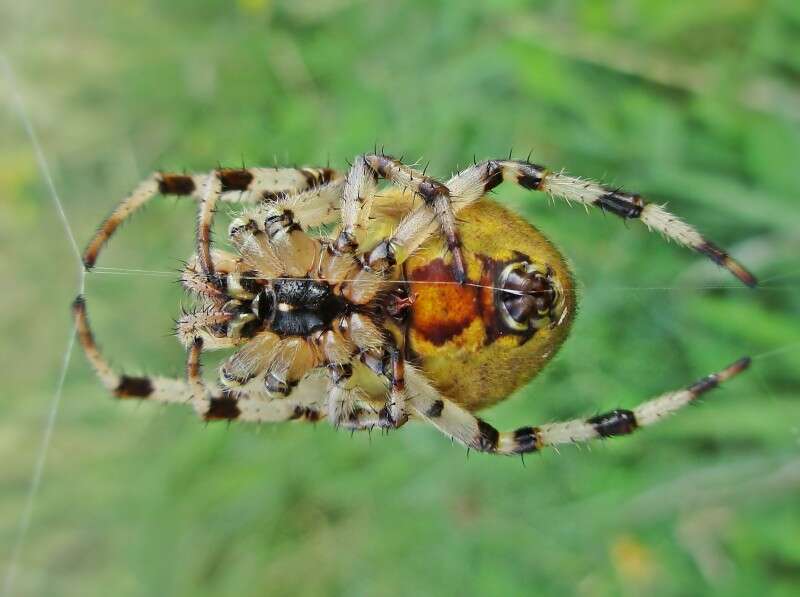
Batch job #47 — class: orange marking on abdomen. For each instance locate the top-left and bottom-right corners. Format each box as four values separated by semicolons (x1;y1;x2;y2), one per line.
407;258;479;346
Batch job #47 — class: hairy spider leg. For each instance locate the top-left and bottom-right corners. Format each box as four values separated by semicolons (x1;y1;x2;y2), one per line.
440;159;757;287
83;166;341;269
408;357;751;455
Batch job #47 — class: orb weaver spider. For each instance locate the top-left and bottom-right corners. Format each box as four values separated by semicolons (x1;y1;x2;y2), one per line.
74;153;755;455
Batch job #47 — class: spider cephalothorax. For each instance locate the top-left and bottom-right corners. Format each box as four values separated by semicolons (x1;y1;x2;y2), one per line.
75;153;754;455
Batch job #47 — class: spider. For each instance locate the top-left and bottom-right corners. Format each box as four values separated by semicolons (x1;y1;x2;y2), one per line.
74;153;756;455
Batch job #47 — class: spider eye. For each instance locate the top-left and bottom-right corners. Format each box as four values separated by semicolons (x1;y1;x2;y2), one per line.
496;262;560;332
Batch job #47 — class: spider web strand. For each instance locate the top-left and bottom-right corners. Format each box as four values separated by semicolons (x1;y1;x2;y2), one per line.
1;54;85;597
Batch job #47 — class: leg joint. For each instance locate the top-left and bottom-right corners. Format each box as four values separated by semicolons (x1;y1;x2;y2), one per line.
594;190;644;219
587;409;638;437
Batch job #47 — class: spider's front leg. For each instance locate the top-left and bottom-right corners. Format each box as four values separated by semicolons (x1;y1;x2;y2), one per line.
82;165;341;269
445;159;757;287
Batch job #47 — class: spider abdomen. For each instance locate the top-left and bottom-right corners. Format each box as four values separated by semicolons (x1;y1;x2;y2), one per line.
403;198;576;411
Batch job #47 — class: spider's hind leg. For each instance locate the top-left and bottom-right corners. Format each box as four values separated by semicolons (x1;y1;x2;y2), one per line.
185;338;323;423
407;359;751;455
445;159;756;287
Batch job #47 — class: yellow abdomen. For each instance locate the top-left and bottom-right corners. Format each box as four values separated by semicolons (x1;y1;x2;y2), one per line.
404;199;576;411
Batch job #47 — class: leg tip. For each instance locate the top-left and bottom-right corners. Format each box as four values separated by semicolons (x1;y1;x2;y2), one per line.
728;260;758;288
696;242;757;287
450;249;467;285
72;295;86;312
688;356;751;396
453;268;467;285
719;356;751;382
82;253;96;271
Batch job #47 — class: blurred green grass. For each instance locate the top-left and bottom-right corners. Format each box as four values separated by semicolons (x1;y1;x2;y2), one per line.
2;1;799;595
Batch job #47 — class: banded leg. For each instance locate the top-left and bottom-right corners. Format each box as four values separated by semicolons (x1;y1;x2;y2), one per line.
323;355;407;431
175;307;238;350
326;381;383;430
442;159;756;287
408;358;751;455
357;154;467;282
180;248;250;306
83;166;341;269
380;346;410;428
195;174;223;278
75;293;323;422
241;178;346;233
231;196;324;278
74;295;192;403
187;337;325;422
194;168;333;282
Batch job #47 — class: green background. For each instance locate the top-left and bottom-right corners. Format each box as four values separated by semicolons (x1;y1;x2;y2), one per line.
2;1;799;595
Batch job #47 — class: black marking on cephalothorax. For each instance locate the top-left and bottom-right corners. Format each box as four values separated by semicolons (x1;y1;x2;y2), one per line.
513;426;540;453
115;375;154;398
158;174;195;196
217;168;254;193
238;270;262;296
588;409;638;437
274;278;331;309
205;396;241;420
595;190;644;219
269;278;348;338
476;418;500;451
